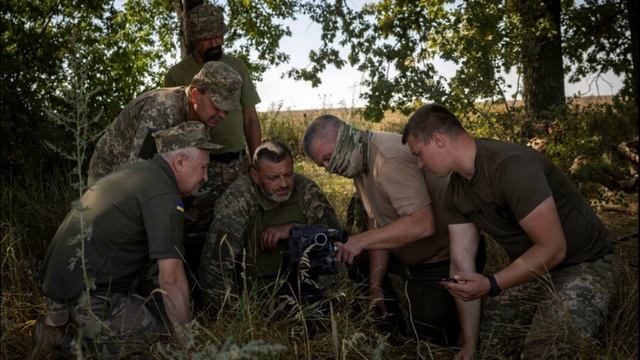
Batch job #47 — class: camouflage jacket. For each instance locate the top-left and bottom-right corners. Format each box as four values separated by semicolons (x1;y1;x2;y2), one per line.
88;87;191;182
199;173;340;310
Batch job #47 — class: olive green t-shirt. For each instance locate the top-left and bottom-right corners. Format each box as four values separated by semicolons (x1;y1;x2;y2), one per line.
445;139;611;267
39;155;185;302
164;55;261;154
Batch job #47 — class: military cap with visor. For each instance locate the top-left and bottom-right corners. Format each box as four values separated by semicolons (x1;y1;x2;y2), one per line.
190;61;242;112
153;121;222;153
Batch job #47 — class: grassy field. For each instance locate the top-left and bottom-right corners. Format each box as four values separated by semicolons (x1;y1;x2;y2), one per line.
1;105;637;359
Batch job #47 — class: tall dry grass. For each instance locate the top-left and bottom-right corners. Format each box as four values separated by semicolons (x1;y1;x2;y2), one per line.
1;103;637;359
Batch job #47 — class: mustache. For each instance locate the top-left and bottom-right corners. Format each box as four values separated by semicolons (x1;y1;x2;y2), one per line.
203;46;223;62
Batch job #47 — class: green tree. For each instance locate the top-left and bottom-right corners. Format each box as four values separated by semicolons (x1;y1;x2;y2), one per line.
288;0;634;126
1;0;176;177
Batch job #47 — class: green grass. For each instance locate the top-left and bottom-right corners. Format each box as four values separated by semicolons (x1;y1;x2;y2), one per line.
1;108;638;359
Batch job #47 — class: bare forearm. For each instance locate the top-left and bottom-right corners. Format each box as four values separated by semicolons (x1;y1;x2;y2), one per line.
495;196;567;290
369;249;390;290
159;260;191;346
162;277;190;332
352;207;434;251
494;243;565;290
243;107;261;157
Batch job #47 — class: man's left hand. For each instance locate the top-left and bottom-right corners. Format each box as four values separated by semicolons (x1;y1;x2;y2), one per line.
442;272;491;301
260;224;293;250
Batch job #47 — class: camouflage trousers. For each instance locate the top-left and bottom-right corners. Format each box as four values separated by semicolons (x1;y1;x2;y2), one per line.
480;253;618;359
183;155;248;277
44;292;169;351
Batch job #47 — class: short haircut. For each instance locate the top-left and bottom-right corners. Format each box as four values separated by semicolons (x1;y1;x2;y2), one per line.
253;140;293;167
402;104;465;144
160;147;201;162
302;114;343;156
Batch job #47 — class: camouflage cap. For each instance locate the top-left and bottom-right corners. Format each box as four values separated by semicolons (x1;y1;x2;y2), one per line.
188;4;227;41
190;61;242;112
153;121;222;153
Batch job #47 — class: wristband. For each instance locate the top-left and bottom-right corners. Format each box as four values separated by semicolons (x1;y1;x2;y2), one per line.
486;275;502;297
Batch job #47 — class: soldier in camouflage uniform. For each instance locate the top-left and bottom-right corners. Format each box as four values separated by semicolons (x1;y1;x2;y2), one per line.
29;122;218;358
88;61;242;183
199;141;340;312
165;4;263;269
403;104;618;360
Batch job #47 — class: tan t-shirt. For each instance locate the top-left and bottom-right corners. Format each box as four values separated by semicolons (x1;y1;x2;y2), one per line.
354;132;450;265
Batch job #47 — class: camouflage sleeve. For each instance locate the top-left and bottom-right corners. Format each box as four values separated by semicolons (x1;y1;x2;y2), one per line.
199;176;257;311
125;90;185;167
298;175;341;229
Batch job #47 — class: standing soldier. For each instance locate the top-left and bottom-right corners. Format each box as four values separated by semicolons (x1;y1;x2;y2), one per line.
165;4;263;268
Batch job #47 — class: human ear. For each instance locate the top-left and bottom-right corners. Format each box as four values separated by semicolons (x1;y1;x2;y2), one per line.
249;165;259;184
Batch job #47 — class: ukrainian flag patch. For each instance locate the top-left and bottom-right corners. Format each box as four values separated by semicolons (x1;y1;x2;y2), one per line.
176;199;185;213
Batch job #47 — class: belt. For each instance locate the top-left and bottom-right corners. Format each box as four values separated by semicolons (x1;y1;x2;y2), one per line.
209;150;245;163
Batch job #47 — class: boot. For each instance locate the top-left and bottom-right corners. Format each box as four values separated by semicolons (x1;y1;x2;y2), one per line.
26;319;66;360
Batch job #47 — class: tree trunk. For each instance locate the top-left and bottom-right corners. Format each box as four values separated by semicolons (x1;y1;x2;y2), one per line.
518;0;566;138
175;0;204;60
626;0;639;124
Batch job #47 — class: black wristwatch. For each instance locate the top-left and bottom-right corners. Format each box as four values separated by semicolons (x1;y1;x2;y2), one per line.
486;275;502;297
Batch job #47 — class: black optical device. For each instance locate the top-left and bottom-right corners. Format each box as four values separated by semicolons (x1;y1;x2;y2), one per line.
288;225;349;276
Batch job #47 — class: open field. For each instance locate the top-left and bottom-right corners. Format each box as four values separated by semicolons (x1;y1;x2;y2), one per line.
1;102;637;359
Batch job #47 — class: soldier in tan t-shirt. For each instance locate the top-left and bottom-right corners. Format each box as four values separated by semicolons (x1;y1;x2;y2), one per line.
303;114;461;346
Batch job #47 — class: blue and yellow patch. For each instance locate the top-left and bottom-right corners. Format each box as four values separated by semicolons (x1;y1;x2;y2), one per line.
176;199;185;213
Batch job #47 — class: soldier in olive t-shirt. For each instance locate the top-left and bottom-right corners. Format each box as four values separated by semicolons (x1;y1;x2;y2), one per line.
403;104;617;360
31;122;216;357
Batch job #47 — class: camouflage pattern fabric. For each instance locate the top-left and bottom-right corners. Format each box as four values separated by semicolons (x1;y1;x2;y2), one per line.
480;253;618;359
88;62;241;183
153;121;220;153
88;87;190;183
199;173;340;311
188;4;227;41
185;155;248;235
327;123;372;178
191;61;242;112
44;292;168;344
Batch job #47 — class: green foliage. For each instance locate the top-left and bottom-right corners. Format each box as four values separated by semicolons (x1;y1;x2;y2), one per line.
287;0;633;121
1;0;176;177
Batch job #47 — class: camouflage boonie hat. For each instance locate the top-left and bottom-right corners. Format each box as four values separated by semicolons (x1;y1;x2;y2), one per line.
191;61;242;112
188;4;227;41
153;121;222;153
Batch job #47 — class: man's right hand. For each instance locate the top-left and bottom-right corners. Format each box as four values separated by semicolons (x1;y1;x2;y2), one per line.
260;223;293;250
335;237;364;265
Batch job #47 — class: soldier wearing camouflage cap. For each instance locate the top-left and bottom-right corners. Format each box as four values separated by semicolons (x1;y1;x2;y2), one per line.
29;122;214;358
88;60;242;183
164;3;262;289
165;3;262;162
199;141;340;312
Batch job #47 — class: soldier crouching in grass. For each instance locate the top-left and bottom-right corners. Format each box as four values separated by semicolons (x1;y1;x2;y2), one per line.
302;115;476;347
199;141;340;318
403;104;618;359
29;122;218;358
